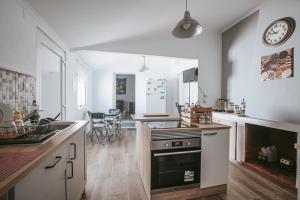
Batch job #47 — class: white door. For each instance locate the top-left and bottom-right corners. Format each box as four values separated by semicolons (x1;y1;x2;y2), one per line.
236;122;246;162
36;29;66;120
67;130;86;200
213;118;237;161
15;145;67;200
201;129;230;188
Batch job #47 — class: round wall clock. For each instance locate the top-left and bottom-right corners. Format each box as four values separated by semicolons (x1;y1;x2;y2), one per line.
263;17;296;47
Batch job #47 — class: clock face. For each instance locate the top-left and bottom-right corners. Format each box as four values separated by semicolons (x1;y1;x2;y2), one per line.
263;18;295;46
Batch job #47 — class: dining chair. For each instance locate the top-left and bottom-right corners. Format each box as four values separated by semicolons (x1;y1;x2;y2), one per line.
114;111;126;138
87;111;107;144
109;109;121;115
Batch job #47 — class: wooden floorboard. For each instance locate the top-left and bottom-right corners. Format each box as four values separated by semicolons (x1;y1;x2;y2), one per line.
82;129;297;200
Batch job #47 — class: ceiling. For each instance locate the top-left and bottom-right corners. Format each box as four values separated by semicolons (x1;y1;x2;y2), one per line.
78;51;198;71
25;0;262;50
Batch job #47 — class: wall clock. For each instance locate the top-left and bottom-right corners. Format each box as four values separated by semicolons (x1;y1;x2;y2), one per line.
263;17;296;47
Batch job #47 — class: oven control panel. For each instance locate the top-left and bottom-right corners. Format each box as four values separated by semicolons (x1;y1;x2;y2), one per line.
151;138;201;150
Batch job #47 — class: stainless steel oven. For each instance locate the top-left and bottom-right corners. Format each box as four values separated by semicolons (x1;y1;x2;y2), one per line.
151;130;201;190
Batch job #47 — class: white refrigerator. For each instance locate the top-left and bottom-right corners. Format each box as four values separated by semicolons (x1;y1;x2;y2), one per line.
146;79;167;113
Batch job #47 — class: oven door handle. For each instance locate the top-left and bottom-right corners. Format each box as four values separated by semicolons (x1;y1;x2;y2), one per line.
153;150;202;157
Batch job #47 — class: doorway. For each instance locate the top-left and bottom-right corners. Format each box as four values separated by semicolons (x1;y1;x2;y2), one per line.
115;74;135;121
36;28;66;120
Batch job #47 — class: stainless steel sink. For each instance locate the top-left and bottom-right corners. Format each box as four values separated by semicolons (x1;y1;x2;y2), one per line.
49;121;76;131
0;121;77;145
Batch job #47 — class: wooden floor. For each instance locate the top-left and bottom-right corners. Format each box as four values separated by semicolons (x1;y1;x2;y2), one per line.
82;129;297;200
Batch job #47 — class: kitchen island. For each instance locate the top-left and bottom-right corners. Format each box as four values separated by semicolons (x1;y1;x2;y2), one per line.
0;120;89;200
133;114;231;200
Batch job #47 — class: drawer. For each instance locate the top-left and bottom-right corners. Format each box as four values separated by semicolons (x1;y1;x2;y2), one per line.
15;144;67;200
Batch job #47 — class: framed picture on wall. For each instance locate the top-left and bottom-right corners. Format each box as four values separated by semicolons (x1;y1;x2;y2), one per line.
260;48;294;81
116;78;127;95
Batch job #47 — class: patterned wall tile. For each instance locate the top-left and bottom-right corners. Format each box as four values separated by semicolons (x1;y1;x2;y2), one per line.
0;68;36;115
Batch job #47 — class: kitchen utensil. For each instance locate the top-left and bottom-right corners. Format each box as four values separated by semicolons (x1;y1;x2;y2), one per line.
280;158;294;170
23;110;40;123
266;145;278;163
198;114;206;124
226;102;234;113
216;99;225;112
0;121;19;140
13;111;23;122
34;113;61;135
205;114;212;124
234;105;241;114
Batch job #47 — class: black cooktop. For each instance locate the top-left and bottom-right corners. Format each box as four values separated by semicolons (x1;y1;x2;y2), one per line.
145;121;180;129
146;121;201;141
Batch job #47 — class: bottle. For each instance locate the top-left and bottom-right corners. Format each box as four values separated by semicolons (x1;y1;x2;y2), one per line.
30;100;40;123
241;98;246;116
31;100;39;111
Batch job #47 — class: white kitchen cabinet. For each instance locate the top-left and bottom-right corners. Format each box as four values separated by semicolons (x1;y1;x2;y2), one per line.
201;129;229;188
66;129;86;200
0;0;37;76
15;144;68;200
236;122;246;162
15;128;86;200
213;118;237;161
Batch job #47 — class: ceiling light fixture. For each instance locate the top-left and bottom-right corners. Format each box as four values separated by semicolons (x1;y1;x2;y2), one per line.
139;56;150;72
172;0;203;38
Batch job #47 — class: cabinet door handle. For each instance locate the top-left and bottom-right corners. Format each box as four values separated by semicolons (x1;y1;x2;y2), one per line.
45;156;62;169
67;161;74;179
203;132;217;136
70;143;77;160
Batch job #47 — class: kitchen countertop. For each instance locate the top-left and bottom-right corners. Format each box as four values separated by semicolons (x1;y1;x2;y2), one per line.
131;114;180;122
213;112;300;133
145;121;231;131
0;120;89;196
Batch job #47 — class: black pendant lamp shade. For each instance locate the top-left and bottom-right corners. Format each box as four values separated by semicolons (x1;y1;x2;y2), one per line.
172;0;203;38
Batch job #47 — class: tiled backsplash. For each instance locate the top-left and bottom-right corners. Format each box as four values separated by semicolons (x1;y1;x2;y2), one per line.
0;68;36;114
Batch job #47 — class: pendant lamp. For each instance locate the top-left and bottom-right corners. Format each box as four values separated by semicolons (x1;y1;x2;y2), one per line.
172;0;203;38
139;56;150;72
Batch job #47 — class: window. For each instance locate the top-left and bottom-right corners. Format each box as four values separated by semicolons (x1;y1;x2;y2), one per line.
77;75;87;109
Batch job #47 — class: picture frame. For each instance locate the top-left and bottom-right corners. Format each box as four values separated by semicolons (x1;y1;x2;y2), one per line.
260;48;294;81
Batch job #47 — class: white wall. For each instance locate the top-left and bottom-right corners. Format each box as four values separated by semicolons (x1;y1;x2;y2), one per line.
92;56;198;115
83;30;222;108
222;0;300;123
66;56;93;121
0;0;93;121
92;69;115;113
